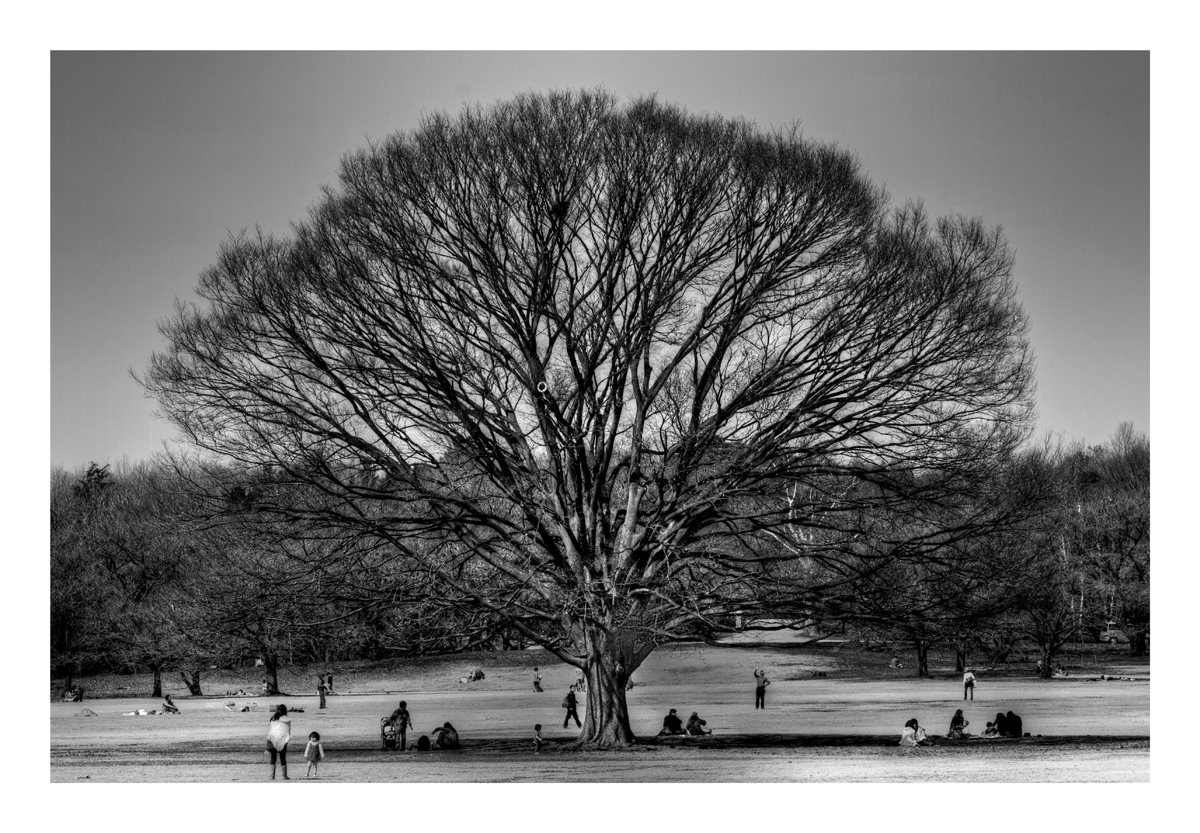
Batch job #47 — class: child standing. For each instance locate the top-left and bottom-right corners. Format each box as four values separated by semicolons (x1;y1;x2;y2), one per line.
533;667;544;692
304;731;325;778
533;724;545;753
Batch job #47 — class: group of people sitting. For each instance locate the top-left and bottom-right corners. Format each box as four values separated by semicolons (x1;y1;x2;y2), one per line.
61;686;84;702
658;708;713;737
981;710;1024;738
901;708;1026;745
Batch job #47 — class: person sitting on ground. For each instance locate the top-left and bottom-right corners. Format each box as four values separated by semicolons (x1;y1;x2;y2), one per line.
1053;664;1068;678
947;709;969;739
660;709;686;736
993;712;1009;737
899;718;930;747
431;721;460;750
981;721;999;738
1004;710;1023;738
889;655;903;669
685;711;712;736
162;694;180;714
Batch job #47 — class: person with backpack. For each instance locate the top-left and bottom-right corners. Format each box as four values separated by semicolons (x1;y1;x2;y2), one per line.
562;684;582;729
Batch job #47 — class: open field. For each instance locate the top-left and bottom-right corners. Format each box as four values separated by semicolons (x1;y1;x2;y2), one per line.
51;642;1149;782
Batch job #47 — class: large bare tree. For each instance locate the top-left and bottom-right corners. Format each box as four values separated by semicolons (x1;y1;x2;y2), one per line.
144;90;1034;745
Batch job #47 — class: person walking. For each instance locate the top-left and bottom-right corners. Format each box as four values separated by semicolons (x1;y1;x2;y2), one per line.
963;667;976;700
266;704;292;780
562;684;582;729
754;669;770;709
533;667;544;692
390;700;413;751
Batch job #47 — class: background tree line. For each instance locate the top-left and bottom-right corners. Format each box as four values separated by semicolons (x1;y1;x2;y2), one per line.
50;423;1148;695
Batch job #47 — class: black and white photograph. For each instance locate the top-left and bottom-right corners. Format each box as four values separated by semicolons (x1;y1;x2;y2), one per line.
33;10;1178;813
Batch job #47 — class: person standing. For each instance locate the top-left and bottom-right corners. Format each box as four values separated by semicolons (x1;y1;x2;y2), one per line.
267;704;292;780
754;669;770;709
533;667;544;692
390;700;413;751
304;731;325;778
963;668;976;700
533;724;545;753
317;674;328;709
563;684;582;729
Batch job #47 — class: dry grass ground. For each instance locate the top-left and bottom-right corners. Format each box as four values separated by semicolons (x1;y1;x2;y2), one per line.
50;641;1149;782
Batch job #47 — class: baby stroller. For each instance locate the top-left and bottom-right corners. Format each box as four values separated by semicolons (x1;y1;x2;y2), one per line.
381;717;399;750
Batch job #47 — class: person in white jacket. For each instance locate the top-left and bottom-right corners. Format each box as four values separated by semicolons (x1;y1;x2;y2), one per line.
963;668;977;700
267;704;292;780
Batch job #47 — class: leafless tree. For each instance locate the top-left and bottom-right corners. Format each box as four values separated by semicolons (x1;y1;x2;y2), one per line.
144;90;1034;745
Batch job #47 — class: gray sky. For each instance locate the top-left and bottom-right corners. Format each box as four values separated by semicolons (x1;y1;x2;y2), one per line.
51;51;1149;467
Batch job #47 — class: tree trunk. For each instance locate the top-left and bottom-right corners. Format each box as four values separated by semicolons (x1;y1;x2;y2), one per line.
915;641;930;678
955;646;967;673
180;669;203;696
263;655;280;695
1038;646;1055;678
577;629;646;746
151;664;163;698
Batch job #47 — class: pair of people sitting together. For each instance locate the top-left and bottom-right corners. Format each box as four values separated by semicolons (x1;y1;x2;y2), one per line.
659;708;712;736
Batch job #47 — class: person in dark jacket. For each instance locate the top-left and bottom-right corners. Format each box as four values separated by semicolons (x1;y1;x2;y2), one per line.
390;701;413;750
1005;710;1023;738
947;709;968;739
563;685;582;729
994;712;1009;737
660;709;685;735
685;712;712;736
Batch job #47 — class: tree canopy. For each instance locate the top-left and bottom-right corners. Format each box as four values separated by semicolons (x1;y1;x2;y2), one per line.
144;89;1036;744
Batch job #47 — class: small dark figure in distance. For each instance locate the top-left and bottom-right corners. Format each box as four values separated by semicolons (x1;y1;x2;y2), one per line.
685;712;712;736
963;668;976;700
1004;710;1023;738
533;667;544;692
533;723;545;753
947;709;969;739
563;685;582;729
318;674;328;709
390;700;413;751
754;669;770;709
659;709;686;736
993;712;1009;737
432;721;460;749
